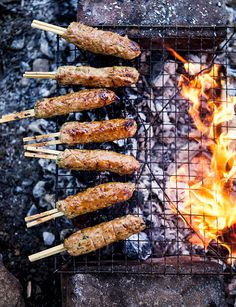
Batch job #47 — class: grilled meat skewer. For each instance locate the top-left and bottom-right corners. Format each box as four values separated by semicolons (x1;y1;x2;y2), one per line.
24;148;141;176
0;89;117;123
31;20;141;60
23;119;137;147
23;66;139;87
58;182;135;218
29;215;146;262
57;149;140;175
25;182;136;227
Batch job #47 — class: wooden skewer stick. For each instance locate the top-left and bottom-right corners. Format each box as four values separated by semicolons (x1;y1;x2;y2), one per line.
23;132;60;142
26;212;64;228
31;20;66;36
24;146;60;155
24;139;62;148
0;109;35;123
23;72;56;79
24;152;58;160
32;20;66;31
29;244;66;262
25;208;58;222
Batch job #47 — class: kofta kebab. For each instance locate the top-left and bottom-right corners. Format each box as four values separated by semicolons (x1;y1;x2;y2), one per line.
24;147;140;176
23;118;137;147
31;20;141;60
23;20;140;86
29;215;145;262
0;89;117;123
3;20;145;261
25;182;136;228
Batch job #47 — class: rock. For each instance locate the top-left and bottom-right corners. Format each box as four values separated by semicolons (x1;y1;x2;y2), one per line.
78;0;227;26
38;159;56;174
22;179;33;187
15;186;23;193
20;61;30;73
63;262;226;307
227;0;236;6
26;204;38;217
32;58;49;72
10;37;25;50
39;87;51;98
40;32;54;59
43;232;55;246
77;0;227;47
27;119;56;135
33;181;46;199
0;262;24;307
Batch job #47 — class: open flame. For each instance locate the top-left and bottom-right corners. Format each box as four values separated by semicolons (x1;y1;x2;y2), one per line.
168;48;236;260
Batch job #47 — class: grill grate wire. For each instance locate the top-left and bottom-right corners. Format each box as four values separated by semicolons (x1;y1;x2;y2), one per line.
51;25;236;275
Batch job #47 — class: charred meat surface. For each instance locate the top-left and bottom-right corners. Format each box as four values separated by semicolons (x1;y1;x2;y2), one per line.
56;149;140;175
57;182;135;218
64;215;146;256
62;22;141;60
34;89;117;118
56;66;139;87
60;118;137;145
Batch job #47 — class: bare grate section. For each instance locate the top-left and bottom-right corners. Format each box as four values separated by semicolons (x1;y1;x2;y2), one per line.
53;26;236;275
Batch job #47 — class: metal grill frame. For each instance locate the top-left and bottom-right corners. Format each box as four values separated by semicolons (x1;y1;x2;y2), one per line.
53;25;236;275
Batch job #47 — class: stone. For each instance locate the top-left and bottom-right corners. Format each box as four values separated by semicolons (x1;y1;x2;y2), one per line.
10;37;25;50
20;61;30;73
62;260;227;307
43;232;55;246
77;0;227;48
40;32;54;59
32;181;47;199
0;262;24;307
32;58;49;72
78;0;227;26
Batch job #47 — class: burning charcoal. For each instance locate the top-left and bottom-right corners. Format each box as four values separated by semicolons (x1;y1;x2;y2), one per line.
146;213;162;229
160;129;176;145
43;232;55;246
138;179;150;202
151;164;164;178
166;142;201;173
143;201;163;216
154;97;164;112
123;232;152;260
164;61;178;76
152;72;170;89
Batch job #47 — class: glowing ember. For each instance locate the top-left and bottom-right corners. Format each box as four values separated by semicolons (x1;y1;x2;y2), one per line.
167;48;236;260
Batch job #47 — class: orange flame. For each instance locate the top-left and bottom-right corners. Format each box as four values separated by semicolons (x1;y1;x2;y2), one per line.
168;48;236;259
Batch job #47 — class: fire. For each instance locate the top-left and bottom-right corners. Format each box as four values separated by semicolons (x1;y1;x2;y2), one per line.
168;48;236;260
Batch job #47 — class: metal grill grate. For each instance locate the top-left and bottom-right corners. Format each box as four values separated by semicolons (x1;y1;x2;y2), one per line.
53;26;236;275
